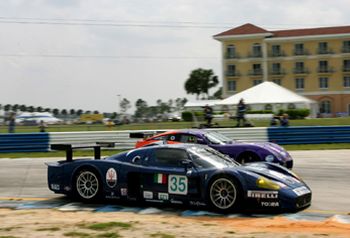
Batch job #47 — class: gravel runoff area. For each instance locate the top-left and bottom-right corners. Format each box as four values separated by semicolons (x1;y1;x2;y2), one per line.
0;208;350;238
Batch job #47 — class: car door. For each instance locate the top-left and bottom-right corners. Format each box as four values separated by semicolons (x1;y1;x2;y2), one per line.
139;148;201;203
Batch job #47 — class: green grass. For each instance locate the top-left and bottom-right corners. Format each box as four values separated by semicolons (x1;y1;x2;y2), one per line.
96;233;121;238
283;143;350;150
63;231;91;237
83;222;132;231
35;227;61;231
149;233;175;238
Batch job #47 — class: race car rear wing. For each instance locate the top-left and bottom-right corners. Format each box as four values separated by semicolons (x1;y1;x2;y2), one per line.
51;142;115;162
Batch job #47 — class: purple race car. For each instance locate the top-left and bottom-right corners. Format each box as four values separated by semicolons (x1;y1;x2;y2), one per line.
134;129;293;169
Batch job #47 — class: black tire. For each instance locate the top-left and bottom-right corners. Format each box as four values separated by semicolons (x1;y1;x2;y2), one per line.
208;176;242;212
237;152;259;164
74;169;101;201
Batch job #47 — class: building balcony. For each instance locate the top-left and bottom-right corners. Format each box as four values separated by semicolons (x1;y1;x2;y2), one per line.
248;69;263;76
294;49;310;56
270;69;286;75
342;67;350;72
269;51;286;57
293;68;310;74
225;71;241;77
225;53;240;59
247;52;262;58
317;67;335;74
341;47;350;53
317;48;334;54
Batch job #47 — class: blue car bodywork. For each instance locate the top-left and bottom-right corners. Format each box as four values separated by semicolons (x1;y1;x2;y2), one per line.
47;143;311;213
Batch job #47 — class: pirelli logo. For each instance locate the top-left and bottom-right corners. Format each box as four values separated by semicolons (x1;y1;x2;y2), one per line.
247;190;278;199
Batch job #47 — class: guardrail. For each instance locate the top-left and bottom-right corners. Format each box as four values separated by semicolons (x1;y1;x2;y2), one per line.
1;126;350;153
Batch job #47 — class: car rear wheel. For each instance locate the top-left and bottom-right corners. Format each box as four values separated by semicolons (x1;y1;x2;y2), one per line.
75;170;101;201
209;177;241;212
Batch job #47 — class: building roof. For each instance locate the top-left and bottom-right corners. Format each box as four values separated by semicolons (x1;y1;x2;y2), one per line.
213;23;269;37
214;23;350;38
217;82;316;105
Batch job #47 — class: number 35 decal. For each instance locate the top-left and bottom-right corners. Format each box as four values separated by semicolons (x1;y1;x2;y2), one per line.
168;175;188;195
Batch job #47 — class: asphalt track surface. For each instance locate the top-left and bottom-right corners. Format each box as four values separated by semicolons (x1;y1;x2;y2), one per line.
0;150;349;215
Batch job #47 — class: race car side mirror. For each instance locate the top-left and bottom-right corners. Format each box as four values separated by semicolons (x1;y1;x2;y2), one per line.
196;138;206;144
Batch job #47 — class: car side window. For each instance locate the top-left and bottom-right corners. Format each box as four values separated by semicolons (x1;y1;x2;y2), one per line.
153;148;188;167
180;134;198;144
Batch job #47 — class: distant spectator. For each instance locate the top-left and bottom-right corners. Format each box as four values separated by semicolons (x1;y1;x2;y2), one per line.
8;113;16;133
38;120;47;132
236;98;247;127
270;115;279;126
203;104;213;126
280;113;289;127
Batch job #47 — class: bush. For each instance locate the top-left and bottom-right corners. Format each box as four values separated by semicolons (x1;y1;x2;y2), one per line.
278;109;310;119
246;110;273;114
182;111;193;121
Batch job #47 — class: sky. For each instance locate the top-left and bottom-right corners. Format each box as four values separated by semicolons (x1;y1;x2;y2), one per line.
0;0;350;113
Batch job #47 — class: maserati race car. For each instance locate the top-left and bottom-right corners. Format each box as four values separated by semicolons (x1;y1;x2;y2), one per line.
47;143;311;213
133;129;294;169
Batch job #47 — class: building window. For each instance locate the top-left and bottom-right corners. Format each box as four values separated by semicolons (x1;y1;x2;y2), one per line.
272;79;281;85
226;45;236;58
271;45;281;56
342;40;350;53
318;60;328;73
227;64;236;76
318;42;328;54
252;43;262;57
294;61;305;73
294;43;304;55
272;63;281;74
253;79;263;86
344;76;350;88
251;64;262;75
319;77;329;89
319;100;331;114
295;78;304;90
227;80;236;92
343;60;350;72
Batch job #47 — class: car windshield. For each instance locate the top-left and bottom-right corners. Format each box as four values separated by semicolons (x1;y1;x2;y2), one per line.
188;146;238;169
204;131;232;145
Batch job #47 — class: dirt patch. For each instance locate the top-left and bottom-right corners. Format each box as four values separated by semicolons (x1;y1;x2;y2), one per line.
0;208;349;238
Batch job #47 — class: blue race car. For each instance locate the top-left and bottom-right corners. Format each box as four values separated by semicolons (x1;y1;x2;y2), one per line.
134;129;294;169
47;143;311;213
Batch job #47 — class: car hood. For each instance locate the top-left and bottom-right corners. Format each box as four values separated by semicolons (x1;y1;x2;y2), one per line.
237;163;302;188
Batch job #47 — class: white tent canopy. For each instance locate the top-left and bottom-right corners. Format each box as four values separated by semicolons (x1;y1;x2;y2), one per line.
218;81;315;105
217;82;318;117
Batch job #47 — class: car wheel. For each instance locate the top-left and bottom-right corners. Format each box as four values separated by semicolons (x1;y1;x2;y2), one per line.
75;169;101;201
208;177;241;212
237;152;259;164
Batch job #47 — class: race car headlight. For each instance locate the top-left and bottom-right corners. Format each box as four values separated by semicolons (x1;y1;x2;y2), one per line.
256;177;280;190
265;155;274;162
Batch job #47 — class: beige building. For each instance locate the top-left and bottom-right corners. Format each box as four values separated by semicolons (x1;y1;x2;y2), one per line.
213;23;350;117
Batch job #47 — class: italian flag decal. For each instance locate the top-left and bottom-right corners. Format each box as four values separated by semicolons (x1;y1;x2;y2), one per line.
154;173;167;184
